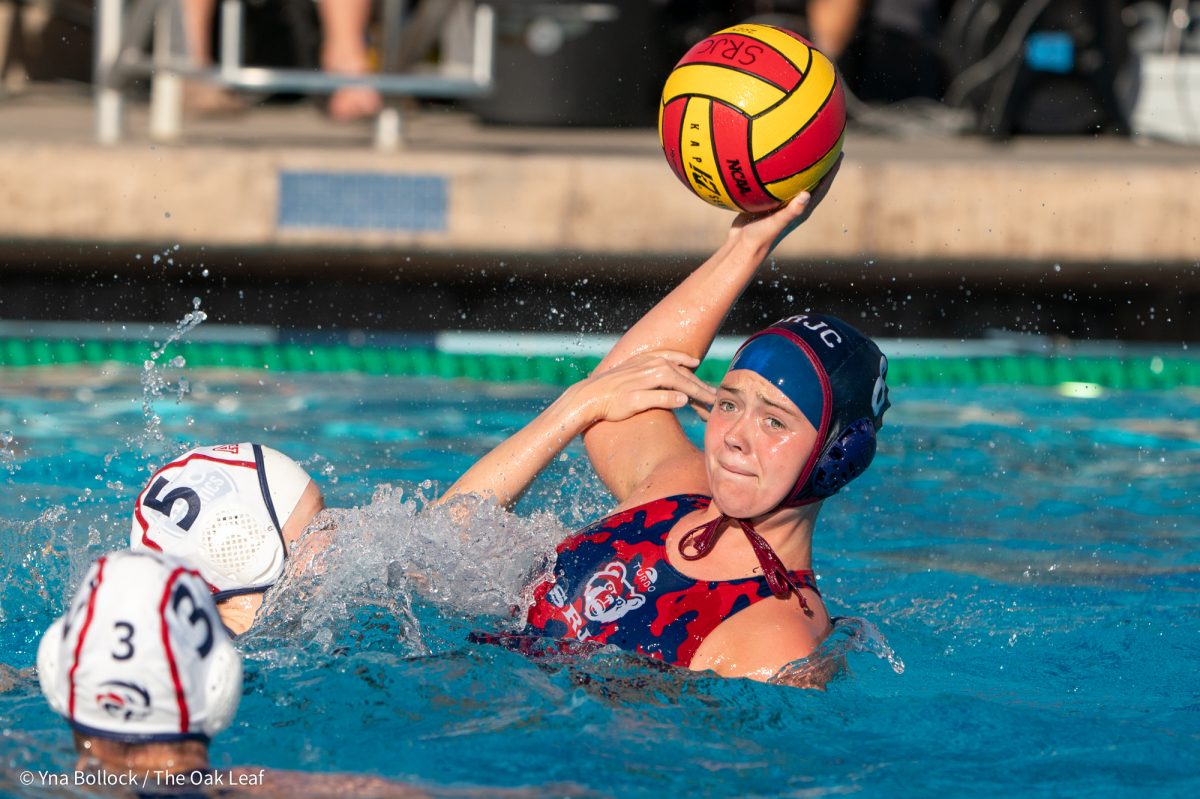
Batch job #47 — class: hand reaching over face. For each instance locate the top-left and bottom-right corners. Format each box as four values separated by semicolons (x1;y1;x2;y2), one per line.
438;352;713;510
580;350;716;425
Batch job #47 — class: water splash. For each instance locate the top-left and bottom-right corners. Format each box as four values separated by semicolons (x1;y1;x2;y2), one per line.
396;493;564;620
302;452;339;485
0;431;19;477
771;616;905;688
253;486;565;657
133;297;207;455
0;505;93;626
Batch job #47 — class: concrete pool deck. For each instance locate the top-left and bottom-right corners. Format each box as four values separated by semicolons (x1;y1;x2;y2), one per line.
1;86;1198;273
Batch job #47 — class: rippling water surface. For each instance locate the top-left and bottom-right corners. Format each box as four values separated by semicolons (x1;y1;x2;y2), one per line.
1;366;1197;798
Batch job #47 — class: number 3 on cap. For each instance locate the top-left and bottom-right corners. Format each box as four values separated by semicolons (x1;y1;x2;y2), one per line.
172;583;214;658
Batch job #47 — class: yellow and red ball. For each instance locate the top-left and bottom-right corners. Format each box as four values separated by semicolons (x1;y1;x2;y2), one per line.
659;24;846;213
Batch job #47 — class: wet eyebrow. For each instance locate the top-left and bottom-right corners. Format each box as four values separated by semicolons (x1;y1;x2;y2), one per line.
757;393;801;417
717;384;800;417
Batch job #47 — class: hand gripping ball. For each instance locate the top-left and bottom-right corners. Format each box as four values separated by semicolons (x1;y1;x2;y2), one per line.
659;24;846;213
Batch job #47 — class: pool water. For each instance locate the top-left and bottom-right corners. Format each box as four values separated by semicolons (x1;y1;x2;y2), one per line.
1;364;1197;798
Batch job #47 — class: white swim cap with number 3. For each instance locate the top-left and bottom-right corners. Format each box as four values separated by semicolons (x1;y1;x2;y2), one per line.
130;443;313;599
37;550;242;742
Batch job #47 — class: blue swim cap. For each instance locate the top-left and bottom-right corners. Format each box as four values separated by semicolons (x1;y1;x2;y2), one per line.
727;313;890;506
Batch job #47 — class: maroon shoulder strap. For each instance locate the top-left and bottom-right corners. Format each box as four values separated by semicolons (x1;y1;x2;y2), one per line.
679;515;816;617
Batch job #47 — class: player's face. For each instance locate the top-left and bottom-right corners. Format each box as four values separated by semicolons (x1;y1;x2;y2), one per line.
281;480;325;548
703;370;818;518
279;480;334;578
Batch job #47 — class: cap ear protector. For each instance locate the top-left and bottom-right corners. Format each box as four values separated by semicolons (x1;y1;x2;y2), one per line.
808;417;879;498
130;443;313;601
36;617;68;717
727;314;890;507
201;643;242;736
37;550;243;743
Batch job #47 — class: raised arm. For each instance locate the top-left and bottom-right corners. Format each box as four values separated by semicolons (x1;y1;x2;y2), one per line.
584;161;842;502
438;351;715;510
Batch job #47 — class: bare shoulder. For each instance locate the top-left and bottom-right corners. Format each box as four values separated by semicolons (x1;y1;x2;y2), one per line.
229;767;572;798
228;768;430;799
689;591;831;682
612;450;709;512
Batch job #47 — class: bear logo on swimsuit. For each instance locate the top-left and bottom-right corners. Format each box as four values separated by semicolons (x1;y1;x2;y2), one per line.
583;562;647;624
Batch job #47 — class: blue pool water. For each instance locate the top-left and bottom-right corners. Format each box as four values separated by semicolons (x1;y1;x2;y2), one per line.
1;363;1197;797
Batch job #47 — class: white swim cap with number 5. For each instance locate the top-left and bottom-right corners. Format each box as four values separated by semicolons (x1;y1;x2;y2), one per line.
130;443;313;600
37;550;242;742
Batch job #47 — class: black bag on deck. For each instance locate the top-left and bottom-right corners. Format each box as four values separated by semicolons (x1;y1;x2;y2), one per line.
941;0;1133;136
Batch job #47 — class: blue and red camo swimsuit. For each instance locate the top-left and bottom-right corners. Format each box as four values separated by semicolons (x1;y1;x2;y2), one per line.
523;494;819;668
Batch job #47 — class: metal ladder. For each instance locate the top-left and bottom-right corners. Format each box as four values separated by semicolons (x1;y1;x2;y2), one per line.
93;0;495;148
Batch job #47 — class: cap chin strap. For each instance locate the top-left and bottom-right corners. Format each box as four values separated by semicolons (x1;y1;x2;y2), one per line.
679;516;814;617
211;584;270;603
252;444;286;542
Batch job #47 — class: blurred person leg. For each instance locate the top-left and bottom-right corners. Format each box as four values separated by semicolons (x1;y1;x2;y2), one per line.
838;0;946;103
182;0;216;64
181;0;248;114
743;2;867;79
806;0;866;59
319;0;383;121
